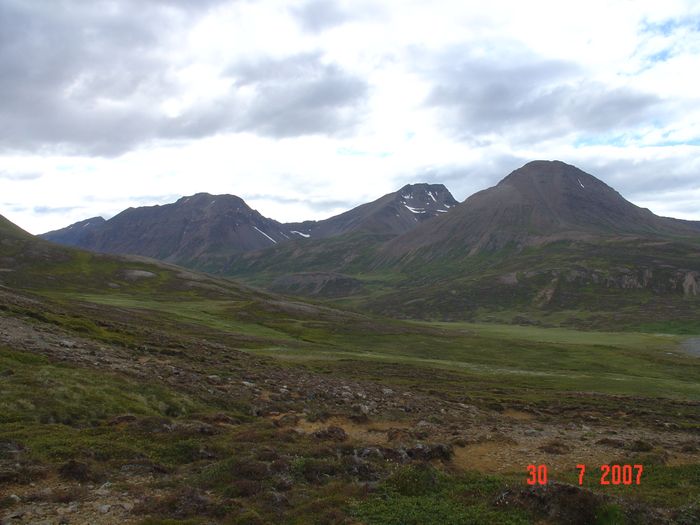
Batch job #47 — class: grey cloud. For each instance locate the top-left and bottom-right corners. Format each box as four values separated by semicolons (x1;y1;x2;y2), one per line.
421;48;664;144
130;194;182;205
2;204;27;213
0;170;42;181
668;200;700;215
0;0;181;155
0;1;365;156
290;0;352;33
80;194;181;207
578;156;700;202
33;205;84;214
247;193;360;212
226;53;368;138
157;53;368;141
160;99;240;142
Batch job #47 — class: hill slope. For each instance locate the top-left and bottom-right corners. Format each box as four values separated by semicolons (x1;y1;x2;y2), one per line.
0;213;33;240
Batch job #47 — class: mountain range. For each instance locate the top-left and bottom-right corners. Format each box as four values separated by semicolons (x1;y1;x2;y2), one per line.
40;160;700;328
42;183;457;267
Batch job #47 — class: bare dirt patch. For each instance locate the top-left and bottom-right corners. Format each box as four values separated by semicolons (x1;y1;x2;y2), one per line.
295;416;411;445
502;409;537;421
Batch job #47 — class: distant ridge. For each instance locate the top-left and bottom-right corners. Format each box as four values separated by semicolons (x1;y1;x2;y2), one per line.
40;184;458;269
42;216;106;247
42;193;291;263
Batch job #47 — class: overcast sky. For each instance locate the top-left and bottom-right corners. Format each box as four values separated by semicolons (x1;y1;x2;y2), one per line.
1;0;699;234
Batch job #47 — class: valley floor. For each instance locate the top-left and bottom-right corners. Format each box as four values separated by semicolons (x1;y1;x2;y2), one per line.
1;287;699;524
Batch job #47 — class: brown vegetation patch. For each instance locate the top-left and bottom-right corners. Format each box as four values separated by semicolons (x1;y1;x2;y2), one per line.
295;416;410;445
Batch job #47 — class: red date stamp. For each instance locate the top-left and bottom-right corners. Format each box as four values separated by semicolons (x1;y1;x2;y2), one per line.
527;464;643;485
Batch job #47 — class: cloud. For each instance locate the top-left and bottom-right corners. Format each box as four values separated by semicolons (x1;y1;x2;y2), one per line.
246;192;359;213
33;205;84;215
226;52;368;138
0;1;179;155
0;170;42;181
290;0;351;33
578;154;700;200
421;48;663;144
0;1;367;156
289;0;385;33
130;194;183;205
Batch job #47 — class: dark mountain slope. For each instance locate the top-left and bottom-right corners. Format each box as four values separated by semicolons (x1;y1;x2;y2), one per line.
41;216;106;246
224;183;458;289
381;160;700;261
287;183;457;238
40;184;457;272
41;193;292;265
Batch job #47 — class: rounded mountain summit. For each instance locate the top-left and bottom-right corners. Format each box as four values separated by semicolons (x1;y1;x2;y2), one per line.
381;160;700;260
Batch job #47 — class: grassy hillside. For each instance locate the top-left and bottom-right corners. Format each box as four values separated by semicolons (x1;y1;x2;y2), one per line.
224;234;700;334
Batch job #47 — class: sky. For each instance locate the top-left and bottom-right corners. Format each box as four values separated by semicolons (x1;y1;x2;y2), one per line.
1;0;699;234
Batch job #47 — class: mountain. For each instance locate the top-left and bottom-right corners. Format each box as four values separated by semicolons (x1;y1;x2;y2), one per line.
358;161;700;324
225;161;700;330
40;184;457;271
286;183;457;238
223;183;458;289
34;161;700;329
41;193;294;266
40;216;106;246
381;160;700;261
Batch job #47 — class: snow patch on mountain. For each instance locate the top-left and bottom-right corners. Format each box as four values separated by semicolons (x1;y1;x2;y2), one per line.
254;226;277;244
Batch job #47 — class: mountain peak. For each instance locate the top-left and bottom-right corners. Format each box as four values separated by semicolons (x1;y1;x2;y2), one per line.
398;182;449;192
500;160;593;185
382;161;700;260
175;193;248;208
